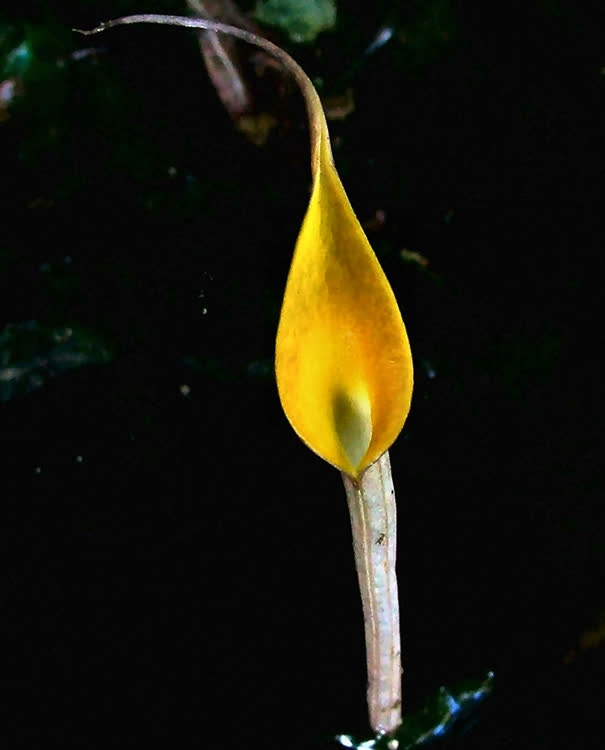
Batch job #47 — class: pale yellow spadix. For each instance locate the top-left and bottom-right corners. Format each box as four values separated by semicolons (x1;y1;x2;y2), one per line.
275;71;413;479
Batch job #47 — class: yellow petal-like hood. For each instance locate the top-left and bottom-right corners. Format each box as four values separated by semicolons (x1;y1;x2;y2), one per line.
276;131;413;478
77;15;412;478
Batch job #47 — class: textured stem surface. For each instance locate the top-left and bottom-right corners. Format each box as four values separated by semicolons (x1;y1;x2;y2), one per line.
342;451;402;736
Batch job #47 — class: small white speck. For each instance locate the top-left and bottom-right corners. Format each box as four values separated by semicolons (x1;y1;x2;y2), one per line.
179;384;191;397
34;466;42;474
365;26;394;56
75;455;83;463
422;358;436;379
202;307;208;315
387;740;399;750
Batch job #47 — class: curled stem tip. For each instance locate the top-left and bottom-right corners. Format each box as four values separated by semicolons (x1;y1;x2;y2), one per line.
73;14;326;173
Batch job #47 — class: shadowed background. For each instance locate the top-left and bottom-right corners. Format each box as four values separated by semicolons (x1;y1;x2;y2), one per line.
1;1;603;747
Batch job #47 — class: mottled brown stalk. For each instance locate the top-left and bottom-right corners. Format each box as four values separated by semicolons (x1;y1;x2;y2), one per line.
342;451;402;736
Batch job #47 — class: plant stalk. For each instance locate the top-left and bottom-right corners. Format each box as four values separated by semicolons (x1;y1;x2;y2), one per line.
342;451;402;736
77;14;405;736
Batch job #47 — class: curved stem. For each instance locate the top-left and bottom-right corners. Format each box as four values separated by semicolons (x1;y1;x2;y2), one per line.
75;13;331;177
342;451;402;736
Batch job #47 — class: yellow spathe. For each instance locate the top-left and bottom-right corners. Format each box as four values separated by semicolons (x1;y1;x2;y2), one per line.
78;14;413;479
276;129;413;478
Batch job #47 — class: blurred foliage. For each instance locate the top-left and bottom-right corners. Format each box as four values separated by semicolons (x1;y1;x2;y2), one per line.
0;320;114;402
337;673;494;749
253;0;336;43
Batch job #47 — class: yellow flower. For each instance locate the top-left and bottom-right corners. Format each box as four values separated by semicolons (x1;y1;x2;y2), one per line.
275;101;413;479
78;13;413;480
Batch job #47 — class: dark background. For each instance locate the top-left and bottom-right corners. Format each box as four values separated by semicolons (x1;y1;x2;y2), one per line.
1;1;603;747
